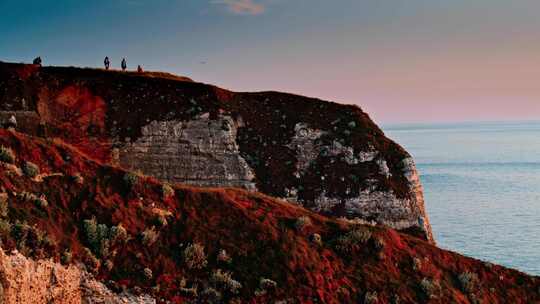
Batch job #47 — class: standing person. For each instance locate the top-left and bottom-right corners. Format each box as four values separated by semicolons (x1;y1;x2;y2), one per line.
121;58;127;71
104;57;110;70
137;65;143;73
5;115;17;130
33;56;42;66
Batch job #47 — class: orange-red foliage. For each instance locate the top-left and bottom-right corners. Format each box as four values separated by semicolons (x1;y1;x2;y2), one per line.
0;129;538;303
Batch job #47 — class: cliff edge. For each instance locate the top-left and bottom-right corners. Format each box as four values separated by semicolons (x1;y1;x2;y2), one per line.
0;62;433;242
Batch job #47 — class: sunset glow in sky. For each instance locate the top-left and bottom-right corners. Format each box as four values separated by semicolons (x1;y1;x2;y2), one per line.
2;0;540;123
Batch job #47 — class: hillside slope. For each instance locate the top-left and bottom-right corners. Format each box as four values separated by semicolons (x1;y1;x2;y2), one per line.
0;129;538;303
0;62;432;242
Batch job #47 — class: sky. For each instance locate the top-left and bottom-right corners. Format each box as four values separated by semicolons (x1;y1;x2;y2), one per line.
1;0;540;124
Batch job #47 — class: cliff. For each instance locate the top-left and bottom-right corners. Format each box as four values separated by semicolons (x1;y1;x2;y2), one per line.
0;129;538;303
0;62;432;242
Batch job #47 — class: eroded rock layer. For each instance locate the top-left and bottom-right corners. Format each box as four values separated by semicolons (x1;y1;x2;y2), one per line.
0;249;154;304
0;62;432;241
117;115;256;190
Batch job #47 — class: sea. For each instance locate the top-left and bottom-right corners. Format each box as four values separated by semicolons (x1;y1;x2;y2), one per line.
384;121;540;276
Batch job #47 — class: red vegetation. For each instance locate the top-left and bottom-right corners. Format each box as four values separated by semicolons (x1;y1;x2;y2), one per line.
0;129;538;303
0;62;416;221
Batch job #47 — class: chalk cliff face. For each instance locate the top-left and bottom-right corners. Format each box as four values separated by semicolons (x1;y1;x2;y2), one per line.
0;62;432;241
117;115;257;190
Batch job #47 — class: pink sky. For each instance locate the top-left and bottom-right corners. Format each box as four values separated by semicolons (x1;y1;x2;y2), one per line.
200;39;540;124
3;1;540;124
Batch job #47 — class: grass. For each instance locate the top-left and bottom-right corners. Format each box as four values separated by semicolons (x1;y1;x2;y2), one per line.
183;243;208;270
22;161;40;178
0;146;15;163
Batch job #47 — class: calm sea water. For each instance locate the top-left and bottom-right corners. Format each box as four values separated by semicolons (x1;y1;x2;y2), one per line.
384;121;540;275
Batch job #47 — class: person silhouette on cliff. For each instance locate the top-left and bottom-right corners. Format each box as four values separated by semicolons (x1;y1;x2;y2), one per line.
137;65;143;73
33;57;42;66
104;57;110;70
121;58;127;71
5;115;17;130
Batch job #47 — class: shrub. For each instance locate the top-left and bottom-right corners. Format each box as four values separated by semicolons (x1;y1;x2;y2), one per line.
335;227;372;253
35;194;48;208
82;247;100;272
260;278;277;290
364;291;378;304
40;234;56;248
83;218;127;258
154;214;168;227
143;267;153;280
123;172;139;189
19;192;48;209
217;249;232;264
255;278;277;296
141;227;159;246
161;183;175;199
0;146;15;163
11;221;31;253
211;269;242;294
201;287;222;304
179;278;198;297
295;216;312;231
11;221;29;239
0;193;8;218
310;233;322;246
228;298;243;304
183;242;207;269
374;236;385;251
22;161;40;178
420;278;440;298
61;250;72;265
0;218;11;238
83;218;111;258
18;191;34;202
469;293;481;304
412;257;422;271
110;224;128;244
458;272;479;294
104;259;114;271
71;173;84;184
10;221;55;257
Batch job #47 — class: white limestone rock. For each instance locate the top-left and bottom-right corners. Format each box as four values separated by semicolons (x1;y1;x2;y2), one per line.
377;158;392;178
117;114;257;190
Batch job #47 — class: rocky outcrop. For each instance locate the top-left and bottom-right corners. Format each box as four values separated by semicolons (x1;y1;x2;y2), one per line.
282;122;432;240
117;114;257;190
0;62;433;242
0;249;154;304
